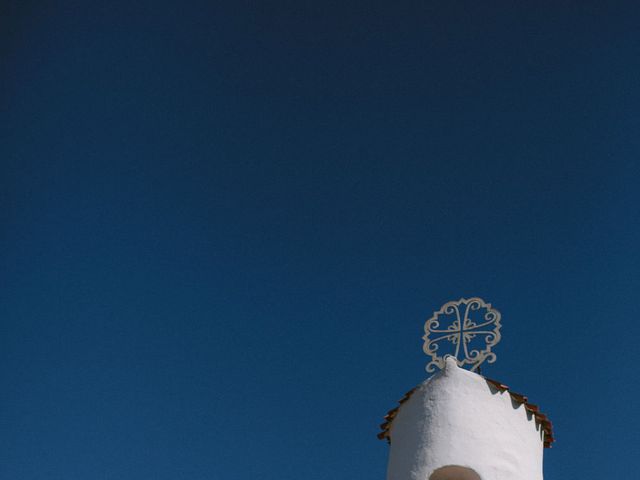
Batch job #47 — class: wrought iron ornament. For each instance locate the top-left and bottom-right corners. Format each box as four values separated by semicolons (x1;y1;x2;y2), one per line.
423;297;501;373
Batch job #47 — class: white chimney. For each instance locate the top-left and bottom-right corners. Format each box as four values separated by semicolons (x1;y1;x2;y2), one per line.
378;299;553;480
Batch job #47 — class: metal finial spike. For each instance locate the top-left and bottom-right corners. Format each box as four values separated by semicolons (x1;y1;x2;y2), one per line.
423;297;502;373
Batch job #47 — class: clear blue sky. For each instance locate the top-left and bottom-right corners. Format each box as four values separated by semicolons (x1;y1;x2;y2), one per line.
2;2;639;479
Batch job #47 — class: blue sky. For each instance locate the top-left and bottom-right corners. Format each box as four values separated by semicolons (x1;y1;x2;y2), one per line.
2;2;639;479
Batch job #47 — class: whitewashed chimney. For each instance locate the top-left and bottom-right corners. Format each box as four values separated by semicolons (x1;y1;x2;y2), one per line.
378;298;553;480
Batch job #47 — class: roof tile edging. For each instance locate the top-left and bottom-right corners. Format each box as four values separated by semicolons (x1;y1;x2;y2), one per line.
377;377;554;448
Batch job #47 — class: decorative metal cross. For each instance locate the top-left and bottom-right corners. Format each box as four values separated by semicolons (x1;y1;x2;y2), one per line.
423;297;501;373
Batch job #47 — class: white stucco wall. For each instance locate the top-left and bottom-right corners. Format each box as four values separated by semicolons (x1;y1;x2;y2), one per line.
386;357;544;480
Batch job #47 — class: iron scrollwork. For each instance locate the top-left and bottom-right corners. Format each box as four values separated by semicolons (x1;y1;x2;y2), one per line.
423;297;502;373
